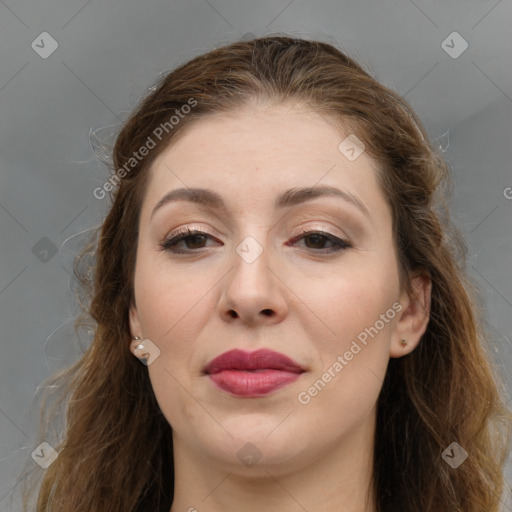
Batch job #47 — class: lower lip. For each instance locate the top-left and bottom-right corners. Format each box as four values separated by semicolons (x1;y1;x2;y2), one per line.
208;369;302;397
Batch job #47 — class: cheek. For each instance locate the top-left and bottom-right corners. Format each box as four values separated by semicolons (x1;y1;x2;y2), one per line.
292;260;398;344
148;367;198;430
134;257;207;339
293;275;395;434
294;355;384;451
135;263;212;427
292;259;398;411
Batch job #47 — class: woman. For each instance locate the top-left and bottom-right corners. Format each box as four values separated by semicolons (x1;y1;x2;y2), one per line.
20;35;511;511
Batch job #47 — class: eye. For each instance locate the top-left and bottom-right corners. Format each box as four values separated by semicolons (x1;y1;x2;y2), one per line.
159;227;353;255
288;228;353;254
159;228;219;254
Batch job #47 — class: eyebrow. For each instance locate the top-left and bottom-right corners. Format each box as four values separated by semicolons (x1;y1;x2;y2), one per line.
150;185;370;220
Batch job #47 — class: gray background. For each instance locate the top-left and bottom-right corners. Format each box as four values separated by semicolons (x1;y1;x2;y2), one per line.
0;0;511;510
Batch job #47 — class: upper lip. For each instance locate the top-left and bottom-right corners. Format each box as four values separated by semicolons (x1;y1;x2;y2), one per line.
203;349;305;375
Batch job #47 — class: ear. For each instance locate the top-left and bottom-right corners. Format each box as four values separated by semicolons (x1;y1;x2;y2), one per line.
129;303;143;354
390;272;432;358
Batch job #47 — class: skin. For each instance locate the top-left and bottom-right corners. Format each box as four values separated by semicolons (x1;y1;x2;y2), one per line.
129;101;431;512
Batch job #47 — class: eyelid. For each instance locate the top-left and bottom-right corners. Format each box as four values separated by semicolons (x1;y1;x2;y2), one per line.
292;223;346;238
165;223;216;239
164;222;347;243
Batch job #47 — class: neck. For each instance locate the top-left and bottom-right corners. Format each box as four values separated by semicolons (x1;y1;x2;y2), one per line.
169;413;376;512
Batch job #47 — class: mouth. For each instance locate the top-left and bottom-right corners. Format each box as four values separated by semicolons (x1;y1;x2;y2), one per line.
203;348;305;397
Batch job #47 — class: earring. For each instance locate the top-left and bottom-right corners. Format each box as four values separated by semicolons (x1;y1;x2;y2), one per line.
132;336;144;350
131;336;152;366
400;338;407;346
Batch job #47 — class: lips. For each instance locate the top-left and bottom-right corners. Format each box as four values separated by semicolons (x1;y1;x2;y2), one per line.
203;349;305;397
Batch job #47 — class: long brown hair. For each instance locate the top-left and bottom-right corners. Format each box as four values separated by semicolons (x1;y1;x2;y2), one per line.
18;35;511;511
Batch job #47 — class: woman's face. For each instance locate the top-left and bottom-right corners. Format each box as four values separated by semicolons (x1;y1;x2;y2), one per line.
129;102;427;475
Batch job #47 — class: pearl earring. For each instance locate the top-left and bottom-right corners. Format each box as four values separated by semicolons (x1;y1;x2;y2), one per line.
132;336;144;350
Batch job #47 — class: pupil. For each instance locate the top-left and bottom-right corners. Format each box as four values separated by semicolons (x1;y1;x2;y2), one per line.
307;234;324;248
188;235;205;248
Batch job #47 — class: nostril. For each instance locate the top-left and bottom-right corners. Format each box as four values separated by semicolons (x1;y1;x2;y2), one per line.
262;309;273;316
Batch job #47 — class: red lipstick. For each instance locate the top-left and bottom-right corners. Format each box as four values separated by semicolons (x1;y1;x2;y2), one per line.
203;349;305;397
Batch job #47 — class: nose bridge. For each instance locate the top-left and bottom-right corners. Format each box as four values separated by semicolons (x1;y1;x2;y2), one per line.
219;229;287;323
231;232;273;296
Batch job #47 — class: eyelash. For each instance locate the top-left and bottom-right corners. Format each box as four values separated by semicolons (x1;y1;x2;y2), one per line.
158;227;353;255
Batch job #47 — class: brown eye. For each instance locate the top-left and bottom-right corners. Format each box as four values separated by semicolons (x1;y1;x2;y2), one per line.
303;233;330;249
159;228;352;256
289;230;353;254
160;229;220;254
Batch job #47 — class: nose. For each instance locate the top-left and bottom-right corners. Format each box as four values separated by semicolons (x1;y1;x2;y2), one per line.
218;238;288;327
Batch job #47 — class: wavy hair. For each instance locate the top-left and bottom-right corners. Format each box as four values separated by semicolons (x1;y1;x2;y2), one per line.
18;35;511;511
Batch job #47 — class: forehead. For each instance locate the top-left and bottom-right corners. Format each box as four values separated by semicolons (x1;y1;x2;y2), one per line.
141;104;387;221
153;104;371;171
156;103;349;161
